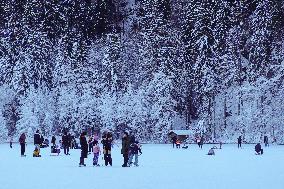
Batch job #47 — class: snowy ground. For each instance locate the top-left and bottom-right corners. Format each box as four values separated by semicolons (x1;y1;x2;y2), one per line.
0;143;283;189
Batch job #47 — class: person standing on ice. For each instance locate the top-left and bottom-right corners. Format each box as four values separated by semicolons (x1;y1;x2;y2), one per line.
51;135;56;147
172;136;177;148
264;136;269;147
121;131;130;167
128;141;142;167
34;130;41;155
62;132;70;155
101;132;113;166
200;136;204;149
196;136;201;148
237;136;242;148
19;132;26;157
79;132;88;167
88;135;94;153
92;140;101;166
9;137;13;148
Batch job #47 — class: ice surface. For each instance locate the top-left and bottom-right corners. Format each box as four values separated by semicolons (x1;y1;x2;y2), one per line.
0;143;283;189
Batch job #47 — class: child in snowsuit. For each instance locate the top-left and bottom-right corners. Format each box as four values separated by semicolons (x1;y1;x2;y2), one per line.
33;147;41;157
93;141;101;166
128;142;142;167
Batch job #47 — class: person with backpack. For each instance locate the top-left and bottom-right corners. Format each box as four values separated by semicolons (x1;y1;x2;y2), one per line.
92;141;101;166
128;141;142;167
79;132;88;167
121;131;130;167
238;136;242;148
101;132;113;166
19;132;26;157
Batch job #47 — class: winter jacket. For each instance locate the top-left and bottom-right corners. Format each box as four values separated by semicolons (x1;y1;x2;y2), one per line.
129;143;142;154
121;136;130;155
172;136;177;143
34;133;41;145
255;143;262;153
101;135;113;151
93;145;101;154
238;137;242;144
62;134;69;146
19;133;26;144
208;148;215;155
80;135;88;158
51;136;56;144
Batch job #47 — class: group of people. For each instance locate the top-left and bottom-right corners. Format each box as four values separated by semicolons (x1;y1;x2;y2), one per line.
170;134;268;156
17;130;143;167
78;131;142;167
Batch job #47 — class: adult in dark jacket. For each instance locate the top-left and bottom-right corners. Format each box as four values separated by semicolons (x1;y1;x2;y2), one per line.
34;130;41;145
255;143;263;155
121;132;130;167
101;132;113;166
51;136;56;147
19;133;26;156
62;132;70;155
34;130;41;151
264;136;269;147
200;136;204;149
172;136;177;148
79;132;88;166
238;136;242;148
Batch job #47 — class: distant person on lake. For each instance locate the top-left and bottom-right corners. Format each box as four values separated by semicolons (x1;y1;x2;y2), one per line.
237;136;242;148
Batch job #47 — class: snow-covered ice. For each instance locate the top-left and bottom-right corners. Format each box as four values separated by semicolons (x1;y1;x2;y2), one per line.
0;143;283;189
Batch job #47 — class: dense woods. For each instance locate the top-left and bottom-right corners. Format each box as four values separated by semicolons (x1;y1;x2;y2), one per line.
0;0;284;143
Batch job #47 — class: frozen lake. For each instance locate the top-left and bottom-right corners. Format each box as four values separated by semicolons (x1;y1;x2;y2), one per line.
0;143;283;189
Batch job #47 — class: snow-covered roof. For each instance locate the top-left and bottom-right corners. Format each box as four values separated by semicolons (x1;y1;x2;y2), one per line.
169;130;193;136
